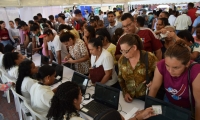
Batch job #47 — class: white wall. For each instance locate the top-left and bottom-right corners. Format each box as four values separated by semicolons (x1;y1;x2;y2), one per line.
0;6;63;28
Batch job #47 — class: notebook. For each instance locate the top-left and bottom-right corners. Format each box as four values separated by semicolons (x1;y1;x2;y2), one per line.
52;62;63;84
145;96;191;120
81;82;120;118
71;72;89;95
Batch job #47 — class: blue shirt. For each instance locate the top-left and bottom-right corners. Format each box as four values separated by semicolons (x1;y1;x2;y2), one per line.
192;16;200;36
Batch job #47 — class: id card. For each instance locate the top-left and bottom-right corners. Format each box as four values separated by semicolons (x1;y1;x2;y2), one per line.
152;105;162;114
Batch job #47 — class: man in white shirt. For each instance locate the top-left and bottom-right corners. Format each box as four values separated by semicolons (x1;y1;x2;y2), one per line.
39;29;68;65
106;11;122;37
174;9;192;33
192;10;200;36
64;11;72;23
84;10;89;21
168;10;177;26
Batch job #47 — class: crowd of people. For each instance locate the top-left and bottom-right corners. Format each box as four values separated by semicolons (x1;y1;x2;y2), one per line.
0;2;200;120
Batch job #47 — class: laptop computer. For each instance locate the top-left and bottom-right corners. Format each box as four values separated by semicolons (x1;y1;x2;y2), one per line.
81;82;120;118
145;96;191;120
52;62;64;84
71;72;89;95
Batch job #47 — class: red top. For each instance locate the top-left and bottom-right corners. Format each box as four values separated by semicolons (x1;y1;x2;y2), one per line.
115;28;162;56
188;8;197;23
0;28;10;41
73;17;85;30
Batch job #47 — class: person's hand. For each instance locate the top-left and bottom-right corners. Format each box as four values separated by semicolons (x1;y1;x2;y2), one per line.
124;93;133;103
64;56;69;61
66;58;75;63
160;28;167;34
133;107;156;120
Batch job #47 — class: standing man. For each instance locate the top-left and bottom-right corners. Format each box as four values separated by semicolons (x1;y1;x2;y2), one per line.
84;10;90;21
72;9;85;30
188;2;197;32
192;10;200;36
106;11;122;37
174;9;192;33
168;10;177;26
115;13;162;61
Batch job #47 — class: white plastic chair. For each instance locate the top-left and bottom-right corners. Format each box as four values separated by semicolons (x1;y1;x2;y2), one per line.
0;69;11;103
23;100;47;120
1;72;17;103
10;87;32;120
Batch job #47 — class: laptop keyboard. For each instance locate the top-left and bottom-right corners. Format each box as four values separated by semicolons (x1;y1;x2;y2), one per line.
84;100;109;113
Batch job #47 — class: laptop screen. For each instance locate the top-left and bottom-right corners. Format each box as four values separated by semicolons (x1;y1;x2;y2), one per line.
71;72;88;95
94;83;120;110
52;62;63;81
145;96;191;120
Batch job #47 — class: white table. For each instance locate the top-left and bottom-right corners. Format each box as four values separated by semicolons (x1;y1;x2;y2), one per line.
51;66;145;120
31;53;145;120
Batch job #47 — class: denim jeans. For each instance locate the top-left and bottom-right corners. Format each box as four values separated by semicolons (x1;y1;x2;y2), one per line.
1;40;12;46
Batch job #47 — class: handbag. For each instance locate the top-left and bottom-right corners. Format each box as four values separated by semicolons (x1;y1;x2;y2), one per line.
187;62;198;120
89;65;105;83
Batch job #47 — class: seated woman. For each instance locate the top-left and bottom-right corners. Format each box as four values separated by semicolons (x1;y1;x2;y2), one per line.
0;21;13;46
16;60;38;101
177;30;200;62
47;81;83;120
88;37;118;87
96;28;117;65
46;82;156;120
60;29;90;75
3;52;25;79
149;40;200;120
30;65;56;117
118;34;157;102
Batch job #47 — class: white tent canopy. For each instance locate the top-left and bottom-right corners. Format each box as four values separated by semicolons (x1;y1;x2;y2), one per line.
0;0;199;7
129;0;200;5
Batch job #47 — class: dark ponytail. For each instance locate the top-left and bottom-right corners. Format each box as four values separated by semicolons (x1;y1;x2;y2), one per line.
88;37;103;49
16;60;33;95
37;65;55;83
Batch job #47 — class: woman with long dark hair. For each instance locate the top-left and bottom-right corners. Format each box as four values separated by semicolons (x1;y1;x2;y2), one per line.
30;65;56;117
3;52;25;79
15;60;38;101
47;81;82;120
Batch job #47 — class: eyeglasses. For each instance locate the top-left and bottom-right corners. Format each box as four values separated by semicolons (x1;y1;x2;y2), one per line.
120;46;133;54
122;22;133;29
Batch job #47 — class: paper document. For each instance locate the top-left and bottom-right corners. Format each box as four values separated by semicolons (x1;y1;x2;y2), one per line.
124;107;139;120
